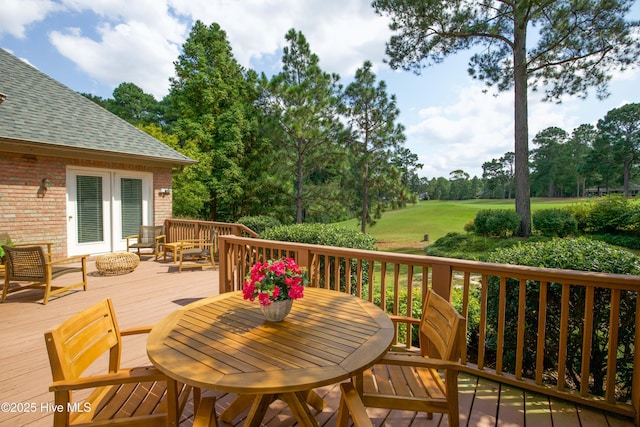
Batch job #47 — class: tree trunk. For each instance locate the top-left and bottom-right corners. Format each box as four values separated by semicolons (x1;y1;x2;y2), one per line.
361;162;369;233
513;9;531;236
296;141;304;223
623;160;631;196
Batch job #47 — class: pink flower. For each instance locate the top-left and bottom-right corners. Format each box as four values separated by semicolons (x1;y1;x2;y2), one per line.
243;282;256;301
243;257;308;306
258;292;272;306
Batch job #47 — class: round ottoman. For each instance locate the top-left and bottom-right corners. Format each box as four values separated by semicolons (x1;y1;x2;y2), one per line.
96;252;140;275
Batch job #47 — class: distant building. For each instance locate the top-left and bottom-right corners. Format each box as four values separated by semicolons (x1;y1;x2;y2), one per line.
585;184;640;197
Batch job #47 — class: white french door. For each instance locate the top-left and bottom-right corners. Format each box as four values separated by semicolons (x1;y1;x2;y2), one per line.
66;167;153;256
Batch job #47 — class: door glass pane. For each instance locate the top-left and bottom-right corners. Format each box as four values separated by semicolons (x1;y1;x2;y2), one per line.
121;178;142;239
77;176;103;243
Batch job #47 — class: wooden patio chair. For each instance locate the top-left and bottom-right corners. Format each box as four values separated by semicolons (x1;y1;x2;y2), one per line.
177;229;218;272
44;298;198;427
1;245;88;304
126;225;166;259
354;289;466;427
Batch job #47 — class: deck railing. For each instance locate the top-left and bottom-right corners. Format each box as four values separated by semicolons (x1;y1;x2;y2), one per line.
218;235;640;422
164;219;258;253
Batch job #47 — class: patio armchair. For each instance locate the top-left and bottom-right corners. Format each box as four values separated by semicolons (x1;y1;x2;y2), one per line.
44;298;199;427
126;225;165;259
352;289;466;427
177;229;218;272
1;245;87;304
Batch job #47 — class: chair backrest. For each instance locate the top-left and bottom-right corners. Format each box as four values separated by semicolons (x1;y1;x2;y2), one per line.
44;299;122;381
139;225;164;244
419;289;465;361
3;245;47;280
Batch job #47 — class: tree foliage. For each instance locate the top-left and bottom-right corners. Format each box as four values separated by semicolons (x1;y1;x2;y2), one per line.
342;60;406;232
597;103;640;196
263;29;348;224
168;21;263;221
372;0;640;236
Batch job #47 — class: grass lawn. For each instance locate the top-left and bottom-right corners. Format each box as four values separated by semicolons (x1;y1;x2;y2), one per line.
338;198;585;254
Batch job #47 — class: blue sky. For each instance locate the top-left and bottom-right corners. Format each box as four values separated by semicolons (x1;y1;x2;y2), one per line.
1;0;638;178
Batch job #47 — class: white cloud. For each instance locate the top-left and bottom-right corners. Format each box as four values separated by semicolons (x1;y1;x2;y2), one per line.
50;20;183;99
13;0;392;99
168;0;390;75
0;0;60;38
407;83;514;178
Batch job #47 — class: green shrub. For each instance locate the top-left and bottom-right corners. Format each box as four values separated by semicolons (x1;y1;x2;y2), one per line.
532;208;578;237
425;232;547;261
0;235;13;260
485;237;639;400
473;209;521;237
589;234;640;250
261;223;376;250
463;219;475;233
585;195;632;233
375;285;481;351
261;224;377;293
237;215;281;235
451;285;481;356
565;201;593;232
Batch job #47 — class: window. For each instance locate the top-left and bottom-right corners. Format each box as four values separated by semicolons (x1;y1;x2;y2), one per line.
76;175;103;244
120;178;143;239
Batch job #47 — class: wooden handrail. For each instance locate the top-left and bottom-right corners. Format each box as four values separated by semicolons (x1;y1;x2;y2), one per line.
218;235;640;421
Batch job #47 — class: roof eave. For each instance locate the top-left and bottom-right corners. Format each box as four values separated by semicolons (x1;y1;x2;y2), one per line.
0;137;197;167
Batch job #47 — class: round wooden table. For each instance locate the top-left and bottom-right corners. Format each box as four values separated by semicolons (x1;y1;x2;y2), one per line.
147;287;394;426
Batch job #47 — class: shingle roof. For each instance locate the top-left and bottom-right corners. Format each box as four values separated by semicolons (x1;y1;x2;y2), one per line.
0;48;195;165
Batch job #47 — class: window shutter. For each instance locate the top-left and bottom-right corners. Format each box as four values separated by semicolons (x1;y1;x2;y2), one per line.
76;176;103;244
121;178;143;239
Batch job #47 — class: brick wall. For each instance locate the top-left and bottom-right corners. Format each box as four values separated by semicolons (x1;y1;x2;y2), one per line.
0;152;173;257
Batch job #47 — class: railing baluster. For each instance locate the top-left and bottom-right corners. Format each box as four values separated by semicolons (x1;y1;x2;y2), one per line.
380;262;387;312
393;264;400;316
536;281;548;385
368;260;375;303
333;256;340;291
323;255;330;289
356;259;363;297
606;289;620;403
478;274;488;371
496;276;507;375
558;283;571;392
581;286;595;397
461;272;470;365
515;278;526;380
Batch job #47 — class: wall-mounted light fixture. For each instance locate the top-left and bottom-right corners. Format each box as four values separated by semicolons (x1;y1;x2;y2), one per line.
159;188;172;197
38;178;52;198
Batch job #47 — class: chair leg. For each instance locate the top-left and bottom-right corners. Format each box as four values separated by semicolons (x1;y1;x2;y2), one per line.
43;269;52;305
81;257;88;291
1;274;8;302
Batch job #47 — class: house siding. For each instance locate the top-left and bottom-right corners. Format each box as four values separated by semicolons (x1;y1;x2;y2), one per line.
0;151;173;258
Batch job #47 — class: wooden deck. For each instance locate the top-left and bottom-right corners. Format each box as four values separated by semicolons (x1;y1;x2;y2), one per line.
0;256;635;427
